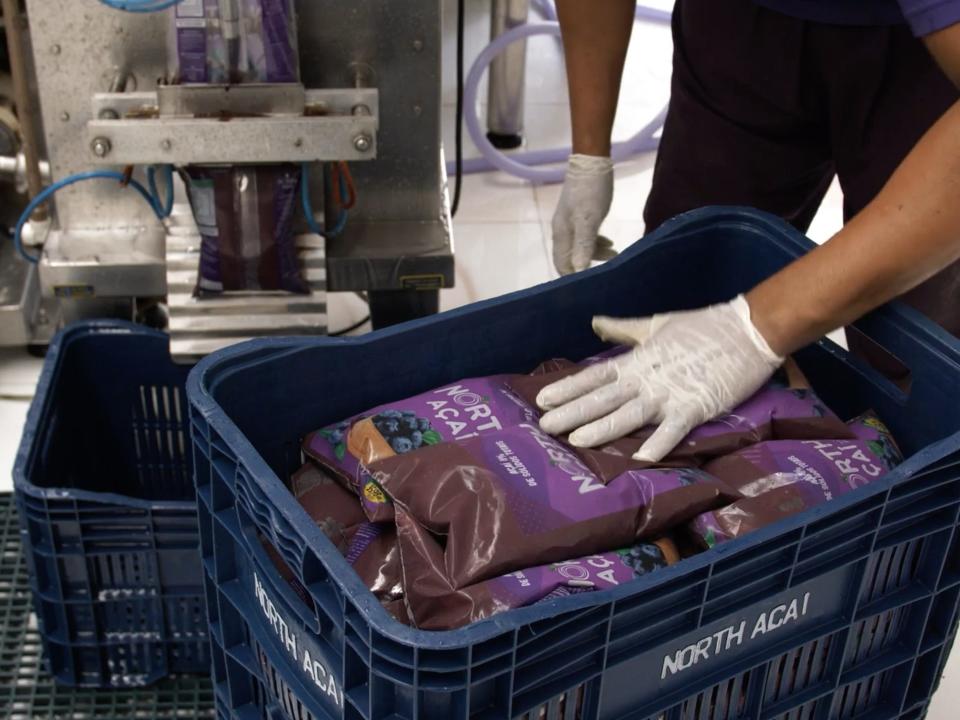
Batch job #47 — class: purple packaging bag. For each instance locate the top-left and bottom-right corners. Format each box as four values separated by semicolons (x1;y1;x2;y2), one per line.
184;165;308;296
244;0;300;82
171;0;298;84
396;508;680;630
369;422;735;588
303;376;541;519
510;361;854;482
265;462;406;620
172;0;228;84
690;412;903;547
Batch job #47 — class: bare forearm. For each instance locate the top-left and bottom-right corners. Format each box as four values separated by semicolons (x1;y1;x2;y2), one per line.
925;25;960;88
748;100;960;356
556;0;636;156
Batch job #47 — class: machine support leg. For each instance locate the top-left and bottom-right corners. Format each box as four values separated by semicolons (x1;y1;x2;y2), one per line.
487;0;530;150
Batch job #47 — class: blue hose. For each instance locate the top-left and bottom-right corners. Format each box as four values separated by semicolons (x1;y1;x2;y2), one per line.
98;0;183;12
301;163;349;239
13;168;174;264
148;164;175;219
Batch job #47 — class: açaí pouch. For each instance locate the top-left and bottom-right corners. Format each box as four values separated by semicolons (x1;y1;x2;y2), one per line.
368;422;735;588
689;412;903;548
509;361;854;482
184;164;308;296
395;507;679;630
303;376;540;520
270;462;405;617
171;0;299;84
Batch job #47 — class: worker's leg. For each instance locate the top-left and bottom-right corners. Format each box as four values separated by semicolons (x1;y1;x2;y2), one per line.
826;24;960;335
643;0;834;234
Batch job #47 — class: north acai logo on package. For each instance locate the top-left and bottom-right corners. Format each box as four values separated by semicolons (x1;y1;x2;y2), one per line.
253;572;343;710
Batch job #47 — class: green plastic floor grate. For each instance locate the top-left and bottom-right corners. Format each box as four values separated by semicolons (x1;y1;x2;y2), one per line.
0;493;215;719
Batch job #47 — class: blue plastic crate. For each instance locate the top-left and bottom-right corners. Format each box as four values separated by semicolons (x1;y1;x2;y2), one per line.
188;208;960;720
14;321;210;688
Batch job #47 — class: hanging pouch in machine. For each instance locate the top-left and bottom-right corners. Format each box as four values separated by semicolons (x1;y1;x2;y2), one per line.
184;165;310;296
170;0;299;84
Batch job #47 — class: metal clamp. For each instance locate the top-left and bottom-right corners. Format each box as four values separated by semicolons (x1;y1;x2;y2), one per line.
87;86;380;165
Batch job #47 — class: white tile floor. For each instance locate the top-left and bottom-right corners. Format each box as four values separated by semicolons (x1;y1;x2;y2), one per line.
0;0;956;712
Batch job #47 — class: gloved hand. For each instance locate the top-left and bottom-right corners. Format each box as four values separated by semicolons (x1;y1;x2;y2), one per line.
552;154;617;275
537;295;783;462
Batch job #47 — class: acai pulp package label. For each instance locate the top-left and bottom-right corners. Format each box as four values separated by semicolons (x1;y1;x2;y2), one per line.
370;422;733;588
304;376;540;516
397;500;680;630
509;364;855;480
172;0;299;84
690;412;903;547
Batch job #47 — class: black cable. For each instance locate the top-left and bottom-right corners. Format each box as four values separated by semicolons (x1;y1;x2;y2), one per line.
330;315;371;337
451;0;465;217
329;292;372;337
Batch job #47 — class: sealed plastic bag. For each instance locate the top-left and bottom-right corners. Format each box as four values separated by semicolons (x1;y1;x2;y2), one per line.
302;350;627;497
170;0;299;85
183;164;309;295
368;422;735;588
689;412;903;547
243;0;300;82
396;507;680;630
267;463;405;619
303;376;540;517
509;361;854;481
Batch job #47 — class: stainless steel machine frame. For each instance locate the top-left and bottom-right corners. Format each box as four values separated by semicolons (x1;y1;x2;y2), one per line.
13;0;452;353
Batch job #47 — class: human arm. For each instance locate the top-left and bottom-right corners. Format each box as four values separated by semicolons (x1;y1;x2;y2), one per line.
538;24;960;460
749;23;960;355
555;0;637;156
551;1;636;274
925;23;960;86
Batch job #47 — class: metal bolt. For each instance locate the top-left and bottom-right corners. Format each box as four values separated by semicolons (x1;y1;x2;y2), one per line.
294;138;303;148
412;39;424;52
98;108;119;120
50;44;61;56
60;111;70;122
91;137;111;158
109;72;128;94
351;104;371;117
353;134;372;153
413;105;423;117
161;139;172;151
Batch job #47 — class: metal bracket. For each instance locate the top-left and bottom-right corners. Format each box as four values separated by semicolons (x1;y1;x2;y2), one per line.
39;226;167;299
157;83;308;117
87;86;379;165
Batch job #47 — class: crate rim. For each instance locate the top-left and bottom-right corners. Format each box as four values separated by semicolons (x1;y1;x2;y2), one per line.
13;319;197;513
187;206;960;649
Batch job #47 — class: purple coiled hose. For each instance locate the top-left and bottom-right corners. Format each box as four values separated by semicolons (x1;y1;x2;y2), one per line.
452;2;671;184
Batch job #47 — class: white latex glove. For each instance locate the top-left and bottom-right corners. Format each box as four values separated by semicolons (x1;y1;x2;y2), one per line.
552;154;616;275
537;295;783;462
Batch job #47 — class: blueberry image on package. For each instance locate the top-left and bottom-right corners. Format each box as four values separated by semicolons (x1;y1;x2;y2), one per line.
378;419;401;435
618;542;669;576
391;437;414;454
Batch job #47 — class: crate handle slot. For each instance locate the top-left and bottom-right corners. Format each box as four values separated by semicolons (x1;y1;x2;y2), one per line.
252;619;341;720
236;503;323;636
843;327;913;398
